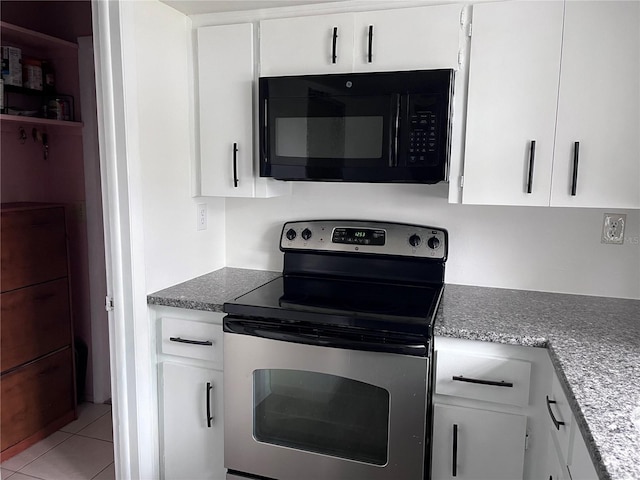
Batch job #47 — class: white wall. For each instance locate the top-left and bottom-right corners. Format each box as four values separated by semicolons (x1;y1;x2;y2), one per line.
132;1;226;293
225;182;640;300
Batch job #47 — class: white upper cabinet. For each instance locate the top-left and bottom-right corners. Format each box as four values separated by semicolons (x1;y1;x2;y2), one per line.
259;5;463;77
259;13;355;76
462;1;639;209
352;4;463;72
198;23;255;197
551;1;640;208
197;23;289;197
462;1;564;206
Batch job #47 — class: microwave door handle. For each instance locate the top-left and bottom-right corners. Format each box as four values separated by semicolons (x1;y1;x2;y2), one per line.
262;99;268;163
392;95;400;167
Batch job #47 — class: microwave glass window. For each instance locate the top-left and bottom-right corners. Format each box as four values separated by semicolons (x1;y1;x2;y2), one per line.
275;116;383;159
253;369;390;465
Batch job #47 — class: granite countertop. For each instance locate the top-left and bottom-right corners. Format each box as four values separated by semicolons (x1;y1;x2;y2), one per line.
436;284;640;480
147;267;281;312
148;268;640;480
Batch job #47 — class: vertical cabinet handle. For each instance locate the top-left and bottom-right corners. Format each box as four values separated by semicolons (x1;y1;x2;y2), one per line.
526;140;536;194
367;25;374;63
232;142;239;188
546;395;566;430
206;382;214;428
452;424;458;477
332;27;338;64
571;141;580;196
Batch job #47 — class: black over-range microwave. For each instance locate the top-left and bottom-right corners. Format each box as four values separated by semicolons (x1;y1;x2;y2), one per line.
259;69;454;183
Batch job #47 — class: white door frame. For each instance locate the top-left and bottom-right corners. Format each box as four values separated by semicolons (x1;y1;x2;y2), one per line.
78;35;112;405
91;1;158;478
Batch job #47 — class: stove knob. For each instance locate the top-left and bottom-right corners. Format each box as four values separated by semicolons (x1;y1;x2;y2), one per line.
427;236;440;249
301;228;312;241
409;234;422;247
285;228;297;241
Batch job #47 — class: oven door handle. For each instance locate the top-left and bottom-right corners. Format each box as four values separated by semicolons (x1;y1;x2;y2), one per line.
223;318;428;356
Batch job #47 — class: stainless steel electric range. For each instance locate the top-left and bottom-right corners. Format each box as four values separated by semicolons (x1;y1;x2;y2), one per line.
222;220;448;480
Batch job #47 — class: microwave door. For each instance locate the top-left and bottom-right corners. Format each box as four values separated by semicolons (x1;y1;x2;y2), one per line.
263;95;395;180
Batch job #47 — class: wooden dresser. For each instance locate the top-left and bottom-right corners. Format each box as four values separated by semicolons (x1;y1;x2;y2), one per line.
0;203;76;460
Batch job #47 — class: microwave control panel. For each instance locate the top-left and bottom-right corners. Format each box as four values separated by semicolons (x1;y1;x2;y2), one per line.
407;95;440;167
280;220;447;260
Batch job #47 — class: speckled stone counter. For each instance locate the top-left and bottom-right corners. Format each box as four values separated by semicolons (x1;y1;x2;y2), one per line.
147;267;280;312
436;284;640;480
148;270;640;480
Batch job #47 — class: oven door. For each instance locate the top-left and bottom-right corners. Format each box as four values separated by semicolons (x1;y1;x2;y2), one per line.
224;326;429;480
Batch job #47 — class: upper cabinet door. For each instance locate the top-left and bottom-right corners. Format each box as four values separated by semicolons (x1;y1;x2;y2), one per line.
197;23;255;197
259;13;355;76
551;1;640;208
353;4;463;73
462;1;563;206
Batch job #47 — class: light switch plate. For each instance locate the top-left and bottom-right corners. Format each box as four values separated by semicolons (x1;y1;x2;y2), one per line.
601;213;626;244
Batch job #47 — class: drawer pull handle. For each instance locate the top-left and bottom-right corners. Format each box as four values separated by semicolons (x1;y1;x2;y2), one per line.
367;25;374;63
546;395;566;430
169;337;213;346
206;382;214;428
452;423;458;477
452;375;513;388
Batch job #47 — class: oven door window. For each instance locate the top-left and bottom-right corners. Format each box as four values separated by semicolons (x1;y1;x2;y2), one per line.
253;369;390;465
268;95;395;167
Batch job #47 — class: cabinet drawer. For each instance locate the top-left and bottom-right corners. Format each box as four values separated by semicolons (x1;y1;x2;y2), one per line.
547;371;573;461
1;278;72;373
1;348;75;452
1;207;68;292
160;316;222;364
435;350;531;407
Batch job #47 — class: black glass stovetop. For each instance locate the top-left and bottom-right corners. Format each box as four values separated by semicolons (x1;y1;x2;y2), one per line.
223;275;443;336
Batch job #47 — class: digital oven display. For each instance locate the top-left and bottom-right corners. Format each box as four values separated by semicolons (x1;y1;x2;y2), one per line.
331;228;386;246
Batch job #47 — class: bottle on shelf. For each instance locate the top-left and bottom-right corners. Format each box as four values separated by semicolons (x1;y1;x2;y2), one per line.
41;60;55;94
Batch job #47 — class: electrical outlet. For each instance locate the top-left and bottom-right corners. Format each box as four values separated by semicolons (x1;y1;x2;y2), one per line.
197;204;207;231
601;213;626;245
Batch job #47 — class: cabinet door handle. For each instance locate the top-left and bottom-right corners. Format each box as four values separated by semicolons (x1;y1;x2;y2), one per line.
452;423;458;477
233;142;239;188
169;337;213;346
526;140;536;193
571;141;579;196
452;375;513;388
367;25;374;63
332;27;338;64
206;382;214;428
546;395;566;430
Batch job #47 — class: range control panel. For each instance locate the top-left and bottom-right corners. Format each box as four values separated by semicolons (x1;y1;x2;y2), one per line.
280;220;447;260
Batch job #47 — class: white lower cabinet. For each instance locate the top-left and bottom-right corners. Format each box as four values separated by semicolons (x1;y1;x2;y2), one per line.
433;336;556;480
154;306;226;480
161;363;224;480
545;429;569;480
543;367;599;480
432;404;526;480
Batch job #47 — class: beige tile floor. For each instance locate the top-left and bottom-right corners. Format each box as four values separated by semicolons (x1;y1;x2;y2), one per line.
1;403;114;480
